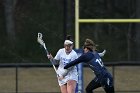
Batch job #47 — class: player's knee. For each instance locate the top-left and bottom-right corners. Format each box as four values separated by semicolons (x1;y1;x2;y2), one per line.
85;87;93;93
67;86;76;93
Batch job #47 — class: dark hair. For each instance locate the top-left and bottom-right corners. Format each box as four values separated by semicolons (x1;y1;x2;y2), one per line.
66;35;73;42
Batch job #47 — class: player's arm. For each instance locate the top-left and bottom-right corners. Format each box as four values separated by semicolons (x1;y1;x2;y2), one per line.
47;54;59;65
57;68;68;78
64;53;89;69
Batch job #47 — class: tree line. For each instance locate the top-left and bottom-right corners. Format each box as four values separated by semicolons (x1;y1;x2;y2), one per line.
0;0;140;63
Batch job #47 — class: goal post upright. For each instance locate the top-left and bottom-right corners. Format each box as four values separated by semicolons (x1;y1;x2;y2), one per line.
75;0;79;49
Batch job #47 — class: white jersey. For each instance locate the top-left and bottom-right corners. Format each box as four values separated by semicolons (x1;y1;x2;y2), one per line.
54;48;78;86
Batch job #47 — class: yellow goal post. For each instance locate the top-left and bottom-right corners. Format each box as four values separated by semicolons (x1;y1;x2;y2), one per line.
75;0;140;49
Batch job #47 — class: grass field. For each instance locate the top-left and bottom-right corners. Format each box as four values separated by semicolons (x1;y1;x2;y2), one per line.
0;66;139;93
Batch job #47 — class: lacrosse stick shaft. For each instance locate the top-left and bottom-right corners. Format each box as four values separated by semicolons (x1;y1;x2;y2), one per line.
43;44;49;55
44;48;57;73
43;43;57;70
37;33;58;76
43;46;58;74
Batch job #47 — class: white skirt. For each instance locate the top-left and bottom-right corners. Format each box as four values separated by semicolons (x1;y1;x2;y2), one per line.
57;69;78;86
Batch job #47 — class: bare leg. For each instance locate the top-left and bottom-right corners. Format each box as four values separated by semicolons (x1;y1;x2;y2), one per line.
67;80;77;93
60;84;68;93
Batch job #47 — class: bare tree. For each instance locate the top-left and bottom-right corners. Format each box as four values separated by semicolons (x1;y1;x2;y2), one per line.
4;0;17;48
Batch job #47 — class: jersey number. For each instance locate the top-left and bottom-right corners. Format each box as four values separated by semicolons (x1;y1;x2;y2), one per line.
63;61;68;66
96;59;104;67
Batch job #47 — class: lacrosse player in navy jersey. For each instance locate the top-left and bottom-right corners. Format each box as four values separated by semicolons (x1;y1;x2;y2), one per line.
64;39;115;93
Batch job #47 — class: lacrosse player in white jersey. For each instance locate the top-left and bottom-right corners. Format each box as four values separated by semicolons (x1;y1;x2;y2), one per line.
47;35;78;93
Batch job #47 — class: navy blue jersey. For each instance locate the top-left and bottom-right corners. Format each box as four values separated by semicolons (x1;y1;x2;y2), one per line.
64;51;109;79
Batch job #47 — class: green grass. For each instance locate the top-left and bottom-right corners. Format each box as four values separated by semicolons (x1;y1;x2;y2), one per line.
0;66;139;93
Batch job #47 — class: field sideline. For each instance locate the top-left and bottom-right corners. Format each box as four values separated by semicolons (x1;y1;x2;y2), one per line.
0;66;139;93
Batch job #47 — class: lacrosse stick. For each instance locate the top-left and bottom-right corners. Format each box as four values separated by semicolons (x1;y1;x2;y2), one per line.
37;33;58;76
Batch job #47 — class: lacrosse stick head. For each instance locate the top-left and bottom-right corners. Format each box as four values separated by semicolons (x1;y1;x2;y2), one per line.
38;33;42;39
37;33;44;46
